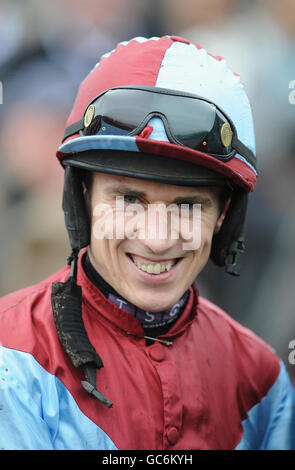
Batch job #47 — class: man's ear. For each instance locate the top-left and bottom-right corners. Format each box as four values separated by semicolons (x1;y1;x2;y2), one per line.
214;198;231;234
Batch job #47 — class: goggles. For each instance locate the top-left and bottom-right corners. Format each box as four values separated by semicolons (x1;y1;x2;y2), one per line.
63;85;256;168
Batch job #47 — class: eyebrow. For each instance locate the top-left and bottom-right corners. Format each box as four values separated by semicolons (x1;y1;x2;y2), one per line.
104;185;213;206
172;196;212;206
104;185;146;198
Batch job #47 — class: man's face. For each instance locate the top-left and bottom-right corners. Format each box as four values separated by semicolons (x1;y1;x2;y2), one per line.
88;172;227;312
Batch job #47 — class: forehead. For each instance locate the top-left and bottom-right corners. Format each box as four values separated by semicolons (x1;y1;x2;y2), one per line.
92;171;221;202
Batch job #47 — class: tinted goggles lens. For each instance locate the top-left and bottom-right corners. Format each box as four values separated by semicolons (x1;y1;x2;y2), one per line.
63;86;256;168
82;87;235;158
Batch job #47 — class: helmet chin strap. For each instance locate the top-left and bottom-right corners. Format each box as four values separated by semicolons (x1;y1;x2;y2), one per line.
225;236;246;276
210;189;249;276
51;166;112;408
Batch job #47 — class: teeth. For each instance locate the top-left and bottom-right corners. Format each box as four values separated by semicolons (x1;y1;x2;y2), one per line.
133;258;175;274
146;264;154;274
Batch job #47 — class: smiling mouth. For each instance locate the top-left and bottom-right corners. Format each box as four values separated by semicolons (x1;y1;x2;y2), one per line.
127;253;181;275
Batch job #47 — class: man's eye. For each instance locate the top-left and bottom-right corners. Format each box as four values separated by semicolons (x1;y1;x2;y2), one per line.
124;195;139;204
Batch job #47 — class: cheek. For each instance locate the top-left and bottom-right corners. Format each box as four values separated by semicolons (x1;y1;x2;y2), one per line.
194;211;219;254
202;206;220;234
89;237;130;291
91;199;137;241
202;218;217;240
177;206;219;252
92;202;117;240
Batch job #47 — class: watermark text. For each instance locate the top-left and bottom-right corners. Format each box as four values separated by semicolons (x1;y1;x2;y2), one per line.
92;197;202;250
288;340;295;364
288;80;295;104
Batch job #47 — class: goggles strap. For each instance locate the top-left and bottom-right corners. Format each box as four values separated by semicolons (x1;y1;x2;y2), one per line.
63;119;84;142
232;135;256;168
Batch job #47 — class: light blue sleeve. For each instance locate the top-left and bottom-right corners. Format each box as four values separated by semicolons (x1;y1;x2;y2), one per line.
0;347;117;450
236;361;295;450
